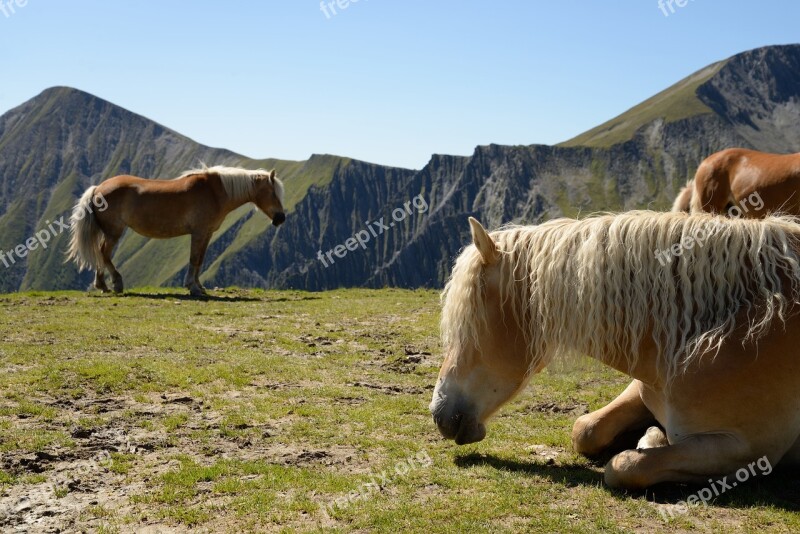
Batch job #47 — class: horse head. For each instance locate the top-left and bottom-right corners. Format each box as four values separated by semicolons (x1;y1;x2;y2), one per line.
430;218;537;445
255;170;286;226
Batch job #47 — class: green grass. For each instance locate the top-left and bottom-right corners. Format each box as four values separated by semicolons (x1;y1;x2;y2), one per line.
0;288;798;532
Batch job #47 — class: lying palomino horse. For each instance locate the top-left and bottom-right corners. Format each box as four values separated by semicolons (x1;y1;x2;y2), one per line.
67;165;285;296
673;148;799;215
431;211;800;489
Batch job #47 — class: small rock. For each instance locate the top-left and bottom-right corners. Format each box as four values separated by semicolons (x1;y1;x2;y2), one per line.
71;427;93;439
14;498;31;513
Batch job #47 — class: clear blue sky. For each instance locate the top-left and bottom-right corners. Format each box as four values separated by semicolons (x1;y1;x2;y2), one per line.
1;1;798;169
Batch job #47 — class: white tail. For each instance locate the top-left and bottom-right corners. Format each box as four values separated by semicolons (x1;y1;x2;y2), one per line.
66;186;105;271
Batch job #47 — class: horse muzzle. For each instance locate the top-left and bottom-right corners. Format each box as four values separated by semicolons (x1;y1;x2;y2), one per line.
272;212;286;226
433;411;487;445
430;396;487;445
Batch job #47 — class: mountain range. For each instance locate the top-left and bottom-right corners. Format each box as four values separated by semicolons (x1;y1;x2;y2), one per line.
1;44;799;293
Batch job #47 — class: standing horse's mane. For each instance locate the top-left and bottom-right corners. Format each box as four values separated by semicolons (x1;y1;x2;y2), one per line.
441;211;800;382
178;164;284;204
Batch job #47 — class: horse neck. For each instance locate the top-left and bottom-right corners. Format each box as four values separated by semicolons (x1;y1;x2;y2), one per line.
583;329;662;387
516;273;662;386
219;177;257;212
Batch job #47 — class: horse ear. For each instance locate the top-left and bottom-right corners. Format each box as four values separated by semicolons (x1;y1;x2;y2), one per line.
268;170;276;181
469;217;499;265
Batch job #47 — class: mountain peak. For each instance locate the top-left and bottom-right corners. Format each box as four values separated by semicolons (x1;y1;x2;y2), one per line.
561;44;800;149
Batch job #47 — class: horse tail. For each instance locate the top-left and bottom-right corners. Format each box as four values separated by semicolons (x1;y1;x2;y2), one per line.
66;186;105;271
671;180;693;213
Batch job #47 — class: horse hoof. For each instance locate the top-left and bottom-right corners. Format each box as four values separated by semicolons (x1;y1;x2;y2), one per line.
189;286;207;297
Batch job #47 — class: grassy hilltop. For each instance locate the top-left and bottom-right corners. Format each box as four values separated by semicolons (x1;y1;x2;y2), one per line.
0;289;798;532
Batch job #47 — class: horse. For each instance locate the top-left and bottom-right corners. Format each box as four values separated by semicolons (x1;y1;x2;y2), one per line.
66;165;285;296
430;211;800;489
673;148;799;215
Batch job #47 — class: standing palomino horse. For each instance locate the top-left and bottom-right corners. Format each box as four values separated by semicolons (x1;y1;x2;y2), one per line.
67;165;285;296
431;212;800;489
673;148;800;215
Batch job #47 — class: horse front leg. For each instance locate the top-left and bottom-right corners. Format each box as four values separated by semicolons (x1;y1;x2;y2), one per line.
572;380;656;458
185;233;212;297
604;433;759;489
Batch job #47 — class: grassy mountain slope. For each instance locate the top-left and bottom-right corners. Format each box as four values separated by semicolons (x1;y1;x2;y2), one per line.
560;61;726;148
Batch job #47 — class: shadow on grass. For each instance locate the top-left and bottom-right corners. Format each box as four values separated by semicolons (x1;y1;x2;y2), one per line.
120;291;263;303
117;291;322;304
642;467;800;512
454;452;603;486
455;452;800;511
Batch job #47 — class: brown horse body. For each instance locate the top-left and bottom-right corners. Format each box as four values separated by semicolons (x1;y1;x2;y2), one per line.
675;148;800;215
67;166;285;296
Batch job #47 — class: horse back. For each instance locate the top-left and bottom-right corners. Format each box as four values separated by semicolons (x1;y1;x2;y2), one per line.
96;173;212;195
694;148;800;215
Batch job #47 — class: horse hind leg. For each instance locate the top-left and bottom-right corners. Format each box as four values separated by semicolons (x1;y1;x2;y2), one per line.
99;234;124;294
776;433;800;467
93;271;109;293
691;161;733;214
637;426;669;449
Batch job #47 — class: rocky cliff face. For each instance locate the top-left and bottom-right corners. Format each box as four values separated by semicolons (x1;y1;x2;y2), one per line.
697;45;800;152
1;45;799;292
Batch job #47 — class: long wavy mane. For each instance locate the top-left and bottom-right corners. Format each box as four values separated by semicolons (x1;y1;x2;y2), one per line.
441;211;800;382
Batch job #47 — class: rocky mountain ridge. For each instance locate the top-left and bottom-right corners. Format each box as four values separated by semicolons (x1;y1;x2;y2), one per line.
1;44;798;292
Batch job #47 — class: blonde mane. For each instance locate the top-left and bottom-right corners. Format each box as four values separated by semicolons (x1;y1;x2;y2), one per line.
179;164;284;204
441;211;800;382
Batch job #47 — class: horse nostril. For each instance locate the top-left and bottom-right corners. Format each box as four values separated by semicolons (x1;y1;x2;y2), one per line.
272;212;286;226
